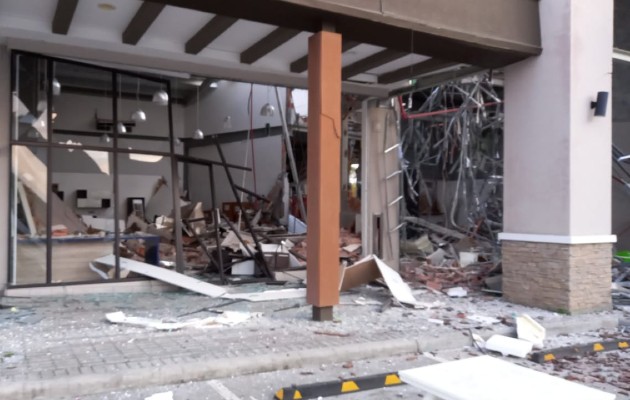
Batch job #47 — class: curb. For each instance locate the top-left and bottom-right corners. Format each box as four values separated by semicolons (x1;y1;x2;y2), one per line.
0;314;619;400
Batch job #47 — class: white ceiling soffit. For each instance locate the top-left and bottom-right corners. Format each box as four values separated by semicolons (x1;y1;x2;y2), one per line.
0;0;446;96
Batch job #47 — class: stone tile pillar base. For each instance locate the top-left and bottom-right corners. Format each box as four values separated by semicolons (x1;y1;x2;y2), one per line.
502;241;612;314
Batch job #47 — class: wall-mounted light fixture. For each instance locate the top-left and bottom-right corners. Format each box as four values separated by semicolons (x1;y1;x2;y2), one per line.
591;91;609;117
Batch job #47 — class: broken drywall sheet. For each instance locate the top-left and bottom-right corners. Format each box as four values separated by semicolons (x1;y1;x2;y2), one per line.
340;255;426;307
93;255;227;297
105;311;260;331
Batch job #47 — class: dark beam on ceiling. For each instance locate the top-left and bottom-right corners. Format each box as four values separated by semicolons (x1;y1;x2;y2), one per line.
122;2;166;45
185;15;238;54
342;49;406;80
290;39;359;73
378;58;459;84
241;27;300;64
149;0;541;68
52;0;79;35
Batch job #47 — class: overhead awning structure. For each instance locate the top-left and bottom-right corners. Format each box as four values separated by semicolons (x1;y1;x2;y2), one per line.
0;0;541;96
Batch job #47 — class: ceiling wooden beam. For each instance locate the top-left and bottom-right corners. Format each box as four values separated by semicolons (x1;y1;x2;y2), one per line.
150;0;541;68
241;27;300;64
342;49;406;80
52;0;79;35
290;39;359;73
185;15;238;54
378;58;459;84
122;2;166;45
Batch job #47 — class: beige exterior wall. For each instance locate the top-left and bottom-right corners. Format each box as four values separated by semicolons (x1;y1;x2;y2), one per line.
503;241;612;314
504;0;613;237
568;0;613;236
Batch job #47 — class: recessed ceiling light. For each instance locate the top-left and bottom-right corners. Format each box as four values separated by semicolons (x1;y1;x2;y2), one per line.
98;3;116;11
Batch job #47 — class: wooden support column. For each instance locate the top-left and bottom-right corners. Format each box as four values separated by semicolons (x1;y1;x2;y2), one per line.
307;30;342;321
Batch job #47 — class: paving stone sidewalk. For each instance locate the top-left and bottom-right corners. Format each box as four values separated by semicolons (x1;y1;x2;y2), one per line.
0;288;622;399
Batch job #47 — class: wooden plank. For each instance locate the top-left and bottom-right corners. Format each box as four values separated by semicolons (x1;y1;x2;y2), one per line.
94;255;227;297
122;2;166;45
185;15;238;54
342;49;406;80
241;27;300;64
378;58;459;84
52;0;79;35
290;40;360;74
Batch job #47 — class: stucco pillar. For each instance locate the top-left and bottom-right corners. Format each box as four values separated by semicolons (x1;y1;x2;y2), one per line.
0;45;10;293
306;30;342;321
501;0;614;313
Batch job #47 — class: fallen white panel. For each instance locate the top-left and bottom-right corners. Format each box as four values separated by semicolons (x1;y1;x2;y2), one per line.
516;314;546;348
144;392;173;400
94;255;226;297
106;311;259;331
446;286;468;298
373;256;422;307
223;288;306;302
231;260;255;275
399;356;615;400
485;335;533;358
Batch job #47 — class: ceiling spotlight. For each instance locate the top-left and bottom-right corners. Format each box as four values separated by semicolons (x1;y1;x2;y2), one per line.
209;81;219;89
116;122;127;134
193;128;204;140
52;78;61;96
260;103;275;117
100;133;111;144
131;109;146;122
152;89;169;106
223;116;232;130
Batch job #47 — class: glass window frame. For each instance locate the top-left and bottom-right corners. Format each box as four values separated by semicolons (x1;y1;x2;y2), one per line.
7;50;183;288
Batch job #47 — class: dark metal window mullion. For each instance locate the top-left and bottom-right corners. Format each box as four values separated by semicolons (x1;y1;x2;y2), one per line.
112;72;120;280
7;52;17;285
45;59;53;284
167;80;185;273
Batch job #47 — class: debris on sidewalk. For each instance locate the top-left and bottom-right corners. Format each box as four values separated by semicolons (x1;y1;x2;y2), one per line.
446;287;468;298
516;313;546;348
105;310;260;330
485;334;534;358
340;255;432;308
223;288;306;302
93;255;227;297
144;391;174;400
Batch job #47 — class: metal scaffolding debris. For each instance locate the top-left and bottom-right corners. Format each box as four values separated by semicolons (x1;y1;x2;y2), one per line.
400;73;504;242
398;74;504;292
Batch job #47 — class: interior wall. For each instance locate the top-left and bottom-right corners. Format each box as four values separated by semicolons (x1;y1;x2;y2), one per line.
53;92;185;138
187;135;283;210
0;45;10;292
184;82;285;138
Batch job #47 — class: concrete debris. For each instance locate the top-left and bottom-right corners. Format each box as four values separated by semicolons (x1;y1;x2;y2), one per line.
446;286;468;298
144;392;174;400
485;334;534;358
516;313;546;348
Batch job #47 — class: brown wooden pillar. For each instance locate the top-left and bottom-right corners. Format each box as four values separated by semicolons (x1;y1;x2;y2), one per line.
306;30;342;321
